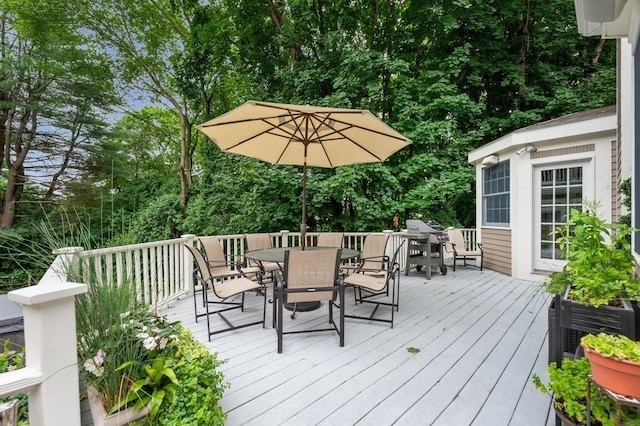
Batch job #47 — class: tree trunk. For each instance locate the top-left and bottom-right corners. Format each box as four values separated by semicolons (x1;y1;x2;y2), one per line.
179;114;193;207
1;163;25;229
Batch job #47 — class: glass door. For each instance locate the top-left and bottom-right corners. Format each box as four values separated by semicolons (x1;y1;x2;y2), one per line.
534;163;591;271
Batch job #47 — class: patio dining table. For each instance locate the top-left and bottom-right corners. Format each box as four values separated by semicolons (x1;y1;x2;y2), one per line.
245;247;360;312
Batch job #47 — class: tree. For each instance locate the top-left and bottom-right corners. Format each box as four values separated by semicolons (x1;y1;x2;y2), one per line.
74;0;252;209
0;0;116;229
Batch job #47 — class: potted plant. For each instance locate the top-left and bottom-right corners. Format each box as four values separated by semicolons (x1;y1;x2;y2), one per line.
533;357;640;425
581;333;640;398
76;278;181;425
544;203;640;362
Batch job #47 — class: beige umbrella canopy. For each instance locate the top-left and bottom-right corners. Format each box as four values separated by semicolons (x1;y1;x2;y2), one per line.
197;100;411;247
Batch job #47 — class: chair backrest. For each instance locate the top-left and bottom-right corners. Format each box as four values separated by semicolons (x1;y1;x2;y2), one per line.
185;244;212;283
360;234;390;271
283;248;341;303
389;240;406;273
316;232;344;248
446;229;466;251
199;236;231;276
246;233;273;251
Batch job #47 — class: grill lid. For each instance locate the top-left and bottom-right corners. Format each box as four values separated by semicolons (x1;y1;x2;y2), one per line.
406;219;445;233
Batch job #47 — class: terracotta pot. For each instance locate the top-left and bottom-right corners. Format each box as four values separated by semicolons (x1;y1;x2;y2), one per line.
583;346;640;398
87;385;151;426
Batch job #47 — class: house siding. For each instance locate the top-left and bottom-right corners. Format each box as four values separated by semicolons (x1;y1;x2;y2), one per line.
612;139;621;222
480;227;512;276
530;143;595;159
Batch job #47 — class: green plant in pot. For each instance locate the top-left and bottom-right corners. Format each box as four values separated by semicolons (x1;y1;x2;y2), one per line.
581;333;640;399
543;203;640;355
533;357;640;425
550;202;640;307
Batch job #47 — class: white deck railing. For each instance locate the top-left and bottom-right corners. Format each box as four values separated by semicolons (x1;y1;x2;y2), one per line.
0;228;476;425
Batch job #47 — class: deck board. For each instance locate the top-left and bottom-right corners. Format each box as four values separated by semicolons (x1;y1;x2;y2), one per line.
163;267;553;426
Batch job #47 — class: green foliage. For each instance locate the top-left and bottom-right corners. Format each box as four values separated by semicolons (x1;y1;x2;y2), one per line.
129;194;184;243
75;277;181;414
619;178;632;227
114;357;178;419
154;329;228;426
532;358;640;425
0;341;28;425
581;333;640;363
549;203;640;306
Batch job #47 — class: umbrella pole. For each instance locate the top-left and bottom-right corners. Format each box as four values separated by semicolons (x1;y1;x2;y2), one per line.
301;159;307;249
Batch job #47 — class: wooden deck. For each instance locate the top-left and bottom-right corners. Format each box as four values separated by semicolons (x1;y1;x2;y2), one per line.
163;267;556;426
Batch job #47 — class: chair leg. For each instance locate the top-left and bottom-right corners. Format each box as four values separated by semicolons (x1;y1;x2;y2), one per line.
277;287;284;354
262;285;267;328
339;284;345;347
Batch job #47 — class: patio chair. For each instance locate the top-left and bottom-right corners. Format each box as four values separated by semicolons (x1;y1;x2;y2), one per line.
245;233;281;283
340;233;391;276
185;244;266;341
273;248;344;354
343;240;405;328
444;228;483;271
316;232;344;248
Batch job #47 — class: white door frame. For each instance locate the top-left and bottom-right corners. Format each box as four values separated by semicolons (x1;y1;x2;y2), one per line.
533;159;594;272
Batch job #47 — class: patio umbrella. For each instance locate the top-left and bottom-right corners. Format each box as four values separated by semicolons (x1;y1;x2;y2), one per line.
196;100;411;248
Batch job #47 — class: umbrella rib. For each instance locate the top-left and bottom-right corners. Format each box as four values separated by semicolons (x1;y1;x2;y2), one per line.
221;115;304;151
307;114;335;167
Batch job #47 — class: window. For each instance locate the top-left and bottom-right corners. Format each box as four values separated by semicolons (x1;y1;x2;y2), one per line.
483;160;510;226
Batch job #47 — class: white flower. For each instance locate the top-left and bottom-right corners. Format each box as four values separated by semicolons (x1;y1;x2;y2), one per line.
143;336;157;350
93;349;105;365
83;359;104;377
137;332;149;339
158;337;169;350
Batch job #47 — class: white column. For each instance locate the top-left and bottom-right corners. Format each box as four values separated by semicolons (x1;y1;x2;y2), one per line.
181;235;196;297
8;281;87;426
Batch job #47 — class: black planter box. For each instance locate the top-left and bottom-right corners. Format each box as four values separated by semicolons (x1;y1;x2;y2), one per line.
548;298;587;363
559;287;635;338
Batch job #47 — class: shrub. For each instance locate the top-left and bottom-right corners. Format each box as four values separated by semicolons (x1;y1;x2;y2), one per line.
152;329;228;426
532;357;640;425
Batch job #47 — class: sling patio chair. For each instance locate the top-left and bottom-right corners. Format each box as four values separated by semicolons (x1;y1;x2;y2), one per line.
185;244;266;341
245;233;281;284
444;228;483;271
316;232;344;248
199;235;262;284
343;240;405;328
340;233;390;277
273;247;344;354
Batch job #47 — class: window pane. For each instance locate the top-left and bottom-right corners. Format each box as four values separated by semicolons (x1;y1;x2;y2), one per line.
540;224;554;240
569;167;582;184
541;170;553;186
541;188;553;205
569;187;582;204
555;187;567;204
555;206;567;222
541;242;553;259
541;206;553;222
556;169;567;184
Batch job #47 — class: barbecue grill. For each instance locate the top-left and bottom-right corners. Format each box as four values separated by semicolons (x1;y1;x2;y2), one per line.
401;219;449;279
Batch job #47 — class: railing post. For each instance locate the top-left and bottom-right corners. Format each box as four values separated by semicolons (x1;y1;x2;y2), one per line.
280;230;290;248
8;281;87;426
42;247;84;284
182;235;196;297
